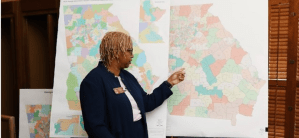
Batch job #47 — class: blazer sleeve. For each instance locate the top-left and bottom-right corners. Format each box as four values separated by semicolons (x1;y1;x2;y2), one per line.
141;81;173;112
80;79;114;138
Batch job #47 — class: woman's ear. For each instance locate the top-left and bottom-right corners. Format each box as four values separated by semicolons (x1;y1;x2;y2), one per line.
113;50;118;58
113;50;121;63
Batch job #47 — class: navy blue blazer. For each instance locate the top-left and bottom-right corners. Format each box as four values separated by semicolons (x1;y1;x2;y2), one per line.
80;61;173;138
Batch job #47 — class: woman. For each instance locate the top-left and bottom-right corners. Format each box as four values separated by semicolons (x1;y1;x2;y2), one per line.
80;31;185;138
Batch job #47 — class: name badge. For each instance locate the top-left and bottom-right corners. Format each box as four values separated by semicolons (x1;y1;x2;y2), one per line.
113;87;125;94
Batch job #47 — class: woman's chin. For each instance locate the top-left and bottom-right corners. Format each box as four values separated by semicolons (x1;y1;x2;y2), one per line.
125;64;130;68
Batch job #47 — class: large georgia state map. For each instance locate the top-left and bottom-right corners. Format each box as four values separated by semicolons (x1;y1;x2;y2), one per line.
167;4;265;126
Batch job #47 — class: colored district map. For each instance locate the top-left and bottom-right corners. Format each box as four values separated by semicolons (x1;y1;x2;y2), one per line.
57;4;159;136
54;115;87;136
139;0;166;43
26;105;51;138
167;4;265;125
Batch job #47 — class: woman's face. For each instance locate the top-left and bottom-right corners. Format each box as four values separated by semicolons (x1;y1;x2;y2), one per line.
118;45;134;69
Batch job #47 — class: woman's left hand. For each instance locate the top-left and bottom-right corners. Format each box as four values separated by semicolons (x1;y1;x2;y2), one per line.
167;68;186;86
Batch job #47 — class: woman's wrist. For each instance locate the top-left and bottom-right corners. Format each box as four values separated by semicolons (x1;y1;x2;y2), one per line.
165;80;173;89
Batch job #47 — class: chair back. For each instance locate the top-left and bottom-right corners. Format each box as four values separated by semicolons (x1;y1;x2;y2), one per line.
1;115;16;138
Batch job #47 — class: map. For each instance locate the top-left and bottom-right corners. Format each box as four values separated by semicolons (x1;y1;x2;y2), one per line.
51;0;267;137
54;115;87;136
64;4;158;111
167;4;265;125
52;3;159;136
26;105;51;138
139;0;166;43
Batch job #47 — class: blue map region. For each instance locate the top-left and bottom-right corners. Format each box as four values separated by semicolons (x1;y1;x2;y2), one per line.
139;22;148;33
80;116;85;131
64;15;73;25
89;40;100;56
73;47;82;56
41;105;51;115
200;55;216;85
74;87;80;92
70;67;82;85
30;133;35;138
56;123;75;135
76;18;86;26
146;70;153;84
195;85;223;98
136;52;146;67
94;14;102;20
169;55;184;70
142;0;156;21
27;113;34;123
145;31;163;42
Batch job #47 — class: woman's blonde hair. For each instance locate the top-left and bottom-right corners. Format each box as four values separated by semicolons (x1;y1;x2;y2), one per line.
100;31;132;67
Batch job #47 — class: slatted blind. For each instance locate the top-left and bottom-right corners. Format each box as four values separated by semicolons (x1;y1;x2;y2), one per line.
295;87;299;137
268;88;286;138
269;3;289;80
297;18;299;81
295;14;299;138
268;2;289;138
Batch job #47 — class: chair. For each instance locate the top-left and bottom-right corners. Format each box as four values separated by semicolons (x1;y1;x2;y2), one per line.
1;115;16;138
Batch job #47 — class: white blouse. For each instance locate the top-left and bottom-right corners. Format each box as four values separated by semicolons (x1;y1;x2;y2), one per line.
116;76;142;122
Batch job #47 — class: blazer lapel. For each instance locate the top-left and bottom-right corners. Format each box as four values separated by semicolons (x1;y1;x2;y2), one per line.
119;70;145;114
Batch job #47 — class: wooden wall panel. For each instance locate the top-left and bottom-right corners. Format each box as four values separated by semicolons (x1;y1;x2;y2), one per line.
1;17;18;138
1;18;17;116
47;14;58;89
1;2;13;14
25;15;52;88
20;0;59;12
1;119;10;138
